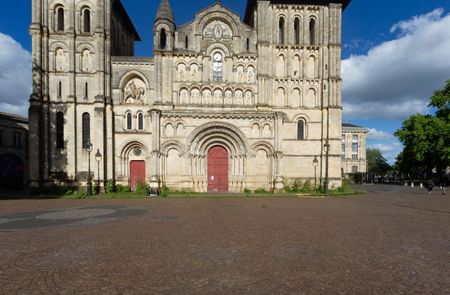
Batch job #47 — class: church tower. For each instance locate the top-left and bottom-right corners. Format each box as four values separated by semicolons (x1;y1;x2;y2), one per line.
29;0;113;188
244;0;351;189
154;0;175;105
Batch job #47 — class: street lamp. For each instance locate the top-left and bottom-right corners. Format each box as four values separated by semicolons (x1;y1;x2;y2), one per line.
95;149;102;194
86;142;93;196
324;143;330;194
312;156;319;188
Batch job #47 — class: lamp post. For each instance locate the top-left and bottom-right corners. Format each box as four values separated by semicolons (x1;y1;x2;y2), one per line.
86;142;93;196
324;143;330;194
95;149;102;194
312;156;319;188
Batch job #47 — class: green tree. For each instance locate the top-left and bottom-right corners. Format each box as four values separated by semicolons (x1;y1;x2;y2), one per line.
395;80;450;176
367;148;391;174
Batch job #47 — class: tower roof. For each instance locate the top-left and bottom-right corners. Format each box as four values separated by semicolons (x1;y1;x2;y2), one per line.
155;0;174;24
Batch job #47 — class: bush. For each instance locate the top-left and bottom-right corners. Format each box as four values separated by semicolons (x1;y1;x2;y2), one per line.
73;190;87;199
243;188;251;194
115;184;130;193
291;179;303;193
104;181;115;193
135;182;149;194
254;188;270;194
160;184;170;197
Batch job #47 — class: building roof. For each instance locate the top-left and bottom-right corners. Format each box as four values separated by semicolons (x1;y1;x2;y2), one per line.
342;123;362;128
113;0;141;41
155;0;175;24
244;0;352;25
0;112;28;124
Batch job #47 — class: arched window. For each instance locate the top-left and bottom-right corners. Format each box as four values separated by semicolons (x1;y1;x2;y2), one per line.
185;35;189;49
137;113;144;130
297;120;305;140
82;113;90;148
279;18;285;44
56;6;64;32
212;52;223;82
126;113;132;130
246;38;250;51
294;18;300;45
56;112;64;149
309;19;316;45
83;9;91;33
160;28;167;49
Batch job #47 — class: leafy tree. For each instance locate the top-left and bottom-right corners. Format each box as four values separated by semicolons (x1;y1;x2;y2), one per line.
395;80;450;176
367;148;391;174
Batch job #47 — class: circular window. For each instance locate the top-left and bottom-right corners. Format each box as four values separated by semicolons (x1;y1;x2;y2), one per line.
133;147;142;157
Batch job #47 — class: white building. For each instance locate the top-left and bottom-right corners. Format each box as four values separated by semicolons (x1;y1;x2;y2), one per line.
341;123;368;175
29;0;351;192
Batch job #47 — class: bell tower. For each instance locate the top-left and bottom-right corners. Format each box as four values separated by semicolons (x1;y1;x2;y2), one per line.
154;0;175;104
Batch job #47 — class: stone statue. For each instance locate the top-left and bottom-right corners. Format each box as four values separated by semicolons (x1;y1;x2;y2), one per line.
124;80;145;104
247;67;255;83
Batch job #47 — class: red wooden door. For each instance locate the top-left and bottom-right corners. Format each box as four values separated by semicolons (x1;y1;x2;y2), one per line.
208;146;229;192
130;161;146;191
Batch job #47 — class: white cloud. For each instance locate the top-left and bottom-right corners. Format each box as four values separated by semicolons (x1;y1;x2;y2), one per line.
342;8;450;120
367;128;394;140
0;33;31;117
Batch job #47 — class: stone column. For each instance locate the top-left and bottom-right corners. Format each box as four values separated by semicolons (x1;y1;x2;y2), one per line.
150;109;161;188
274;112;285;190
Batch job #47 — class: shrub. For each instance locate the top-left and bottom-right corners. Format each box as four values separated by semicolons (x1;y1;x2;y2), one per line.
291;179;303;193
135;182;149;194
115;184;130;193
104;181;115;193
161;184;170;197
302;180;313;193
254;188;270;194
243;188;251;194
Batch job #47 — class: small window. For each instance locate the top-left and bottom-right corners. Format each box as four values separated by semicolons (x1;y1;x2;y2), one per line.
353;134;358;142
160;28;167;49
83;9;91;33
84;82;89;99
294;18;300;45
137;113;144;130
185;35;189;49
56;6;64;32
126;113;132;130
352;142;358;153
82;113;90;148
279;18;285;44
246;38;250;51
58;81;62;98
56;112;64;149
309;19;316;45
297;120;305;140
13;132;22;148
352;166;358;173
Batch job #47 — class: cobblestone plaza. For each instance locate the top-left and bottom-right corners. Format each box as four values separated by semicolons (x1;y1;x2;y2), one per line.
1;188;449;293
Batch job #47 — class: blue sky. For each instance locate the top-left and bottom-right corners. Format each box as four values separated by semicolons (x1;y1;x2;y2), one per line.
1;0;450;163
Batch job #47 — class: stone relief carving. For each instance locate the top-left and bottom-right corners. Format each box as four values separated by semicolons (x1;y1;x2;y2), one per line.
124;79;145;104
178;88;255;106
247;66;256;83
177;64;186;81
237;66;244;83
224;90;233;105
81;49;92;72
190;64;199;81
55;48;67;72
204;20;233;41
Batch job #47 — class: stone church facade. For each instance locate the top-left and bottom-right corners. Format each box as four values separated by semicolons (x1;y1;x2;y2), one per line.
29;0;351;192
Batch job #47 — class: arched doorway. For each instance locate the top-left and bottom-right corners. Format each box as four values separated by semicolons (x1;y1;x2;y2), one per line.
208;146;229;192
0;153;24;190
